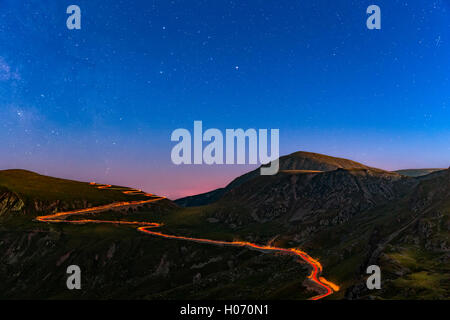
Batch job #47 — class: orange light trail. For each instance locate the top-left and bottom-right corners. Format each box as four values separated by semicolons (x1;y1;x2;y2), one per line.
36;183;339;300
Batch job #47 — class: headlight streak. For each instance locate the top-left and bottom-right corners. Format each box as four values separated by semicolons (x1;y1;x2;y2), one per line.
36;183;339;300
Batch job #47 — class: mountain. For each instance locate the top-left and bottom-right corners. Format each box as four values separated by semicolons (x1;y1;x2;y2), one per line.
1;155;449;300
175;152;416;232
0;169;319;300
175;151;373;207
171;152;449;299
211;167;414;228
395;168;446;177
0;169;175;216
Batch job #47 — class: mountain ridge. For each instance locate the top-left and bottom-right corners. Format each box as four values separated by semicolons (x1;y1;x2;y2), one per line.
175;151;395;207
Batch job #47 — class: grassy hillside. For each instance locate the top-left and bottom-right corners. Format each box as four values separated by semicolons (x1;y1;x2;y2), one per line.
369;169;450;299
0;176;314;300
0;169;146;205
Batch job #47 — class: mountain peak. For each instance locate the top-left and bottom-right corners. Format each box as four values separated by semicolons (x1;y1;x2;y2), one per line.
176;151;379;206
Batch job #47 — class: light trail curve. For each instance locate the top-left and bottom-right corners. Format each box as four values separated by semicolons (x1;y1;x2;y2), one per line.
36;183;339;300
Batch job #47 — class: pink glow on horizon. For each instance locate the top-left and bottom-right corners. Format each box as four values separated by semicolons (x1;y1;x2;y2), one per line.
2;144;449;201
0;160;254;201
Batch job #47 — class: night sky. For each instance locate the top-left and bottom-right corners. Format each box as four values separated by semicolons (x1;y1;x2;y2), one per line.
0;0;449;199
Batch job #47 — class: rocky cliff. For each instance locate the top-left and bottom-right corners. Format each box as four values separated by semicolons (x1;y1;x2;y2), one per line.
211;168;415;228
0;188;24;216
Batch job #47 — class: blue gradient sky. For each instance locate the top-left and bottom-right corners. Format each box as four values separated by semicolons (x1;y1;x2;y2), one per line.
0;0;449;199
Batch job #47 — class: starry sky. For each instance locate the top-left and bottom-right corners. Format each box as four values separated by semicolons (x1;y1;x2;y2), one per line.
0;0;449;199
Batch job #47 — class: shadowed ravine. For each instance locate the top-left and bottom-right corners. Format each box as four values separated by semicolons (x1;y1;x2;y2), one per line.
36;183;340;300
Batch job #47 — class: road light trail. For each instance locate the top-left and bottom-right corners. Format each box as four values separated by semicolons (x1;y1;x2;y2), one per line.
36;183;339;300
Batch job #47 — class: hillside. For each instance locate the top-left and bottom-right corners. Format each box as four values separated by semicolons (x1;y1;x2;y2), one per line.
0;158;449;300
169;154;449;299
0;169;174;216
344;168;450;299
171;157;449;299
210;167;413;228
0;169;324;300
175;151;373;207
191;164;449;300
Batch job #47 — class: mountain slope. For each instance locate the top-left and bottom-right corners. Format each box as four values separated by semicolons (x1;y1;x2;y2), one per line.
0;169;323;300
203;165;449;300
217;168;413;226
0;169;175;216
175;151;373;207
344;168;450;299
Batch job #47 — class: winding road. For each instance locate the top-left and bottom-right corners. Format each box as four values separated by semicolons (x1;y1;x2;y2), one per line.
36;183;339;300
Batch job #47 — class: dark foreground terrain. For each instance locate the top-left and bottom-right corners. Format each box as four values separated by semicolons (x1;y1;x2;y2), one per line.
0;152;449;299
